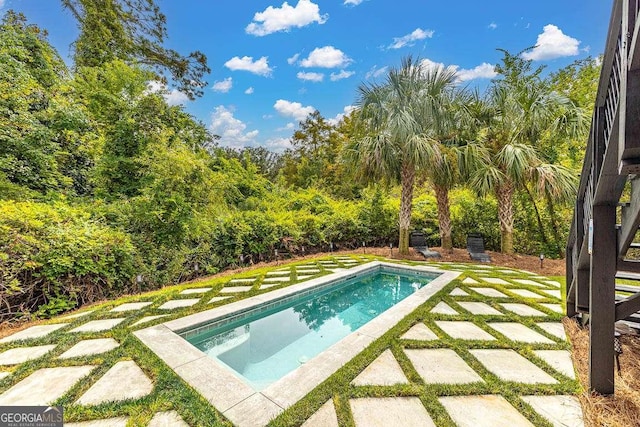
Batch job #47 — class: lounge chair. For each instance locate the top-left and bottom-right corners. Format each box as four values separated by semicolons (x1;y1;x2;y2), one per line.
410;232;441;258
467;233;491;263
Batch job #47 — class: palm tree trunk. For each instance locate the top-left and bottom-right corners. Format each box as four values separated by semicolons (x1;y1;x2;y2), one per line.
544;190;565;258
434;184;453;251
496;183;514;255
523;185;550;248
398;162;415;255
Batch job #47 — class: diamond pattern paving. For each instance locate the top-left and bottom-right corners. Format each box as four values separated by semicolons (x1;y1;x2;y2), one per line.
58;338;120;359
541;303;563;313
157;299;200;309
439;395;535;427
208;296;231;304
500;303;547;317
435;321;496;341
457;301;504;316
521;395;584;427
487;323;555;344
462;277;479;284
470;287;509;298
509;289;545;299
430;302;458;315
350;397;436;427
76;361;153;405
110;302;152;312
513;279;545;287
70;318;126;333
148;411;189;427
404;349;484;384
534;350;576;378
0;366;95;405
218;286;253;294
302;400;338;427
65;417;129;427
450;288;469;296
401;323;438;340
352;350;408;386
541;289;562;299
180;288;212;295
131;315;168;326
0;345;56;365
481;277;510;285
470;349;558;384
0;324;68;343
537;322;567;340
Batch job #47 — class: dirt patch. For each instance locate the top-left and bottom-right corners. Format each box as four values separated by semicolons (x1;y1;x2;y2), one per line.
565;318;640;426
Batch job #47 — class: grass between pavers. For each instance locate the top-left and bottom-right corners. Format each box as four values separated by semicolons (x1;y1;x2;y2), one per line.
270;268;578;427
0;257;578;426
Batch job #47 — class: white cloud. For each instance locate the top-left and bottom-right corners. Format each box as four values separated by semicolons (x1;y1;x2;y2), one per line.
264;137;293;152
344;0;363;5
297;71;324;82
245;87;254;95
147;81;189;106
365;65;388;80
328;105;356;125
457;63;497;82
209;106;259;148
419;59;496;82
287;53;300;65
274;99;315;121
522;24;580;61
330;70;355;81
246;0;328;36
488;22;497;30
212;77;233;93
388;28;434;49
277;122;296;131
224;56;273;76
300;46;351;68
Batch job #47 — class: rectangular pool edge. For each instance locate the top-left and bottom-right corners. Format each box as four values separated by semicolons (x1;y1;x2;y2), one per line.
133;262;460;427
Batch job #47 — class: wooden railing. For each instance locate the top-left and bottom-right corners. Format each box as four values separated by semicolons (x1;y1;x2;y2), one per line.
566;0;640;395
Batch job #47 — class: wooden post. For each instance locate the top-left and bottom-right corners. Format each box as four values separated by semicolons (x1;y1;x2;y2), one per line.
589;204;617;395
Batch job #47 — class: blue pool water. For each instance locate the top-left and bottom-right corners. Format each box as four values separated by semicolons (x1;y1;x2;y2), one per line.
187;268;437;390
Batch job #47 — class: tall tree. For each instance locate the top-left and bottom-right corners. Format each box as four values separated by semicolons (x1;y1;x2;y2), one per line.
347;57;456;255
62;0;210;99
463;50;586;254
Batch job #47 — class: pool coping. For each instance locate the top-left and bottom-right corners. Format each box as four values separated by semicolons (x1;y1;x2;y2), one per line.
133;261;459;427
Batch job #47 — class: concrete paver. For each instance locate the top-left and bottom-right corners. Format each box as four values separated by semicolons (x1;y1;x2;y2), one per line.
0;324;68;343
58;338;120;359
157;299;200;309
352;349;408;386
439;395;535;427
69;318;126;333
110;302;152;312
457;301;504;316
131;315;168;326
500;303;547;317
0;345;56;365
521;395;584;427
509;289;545;299
350;397;436;427
401;323;439;341
470;349;558;384
471;287;509;298
148;411;189;427
430;302;458;315
301;400;338;427
180;288;212;295
435;321;496;341
76;360;153;405
534;350;576;379
0;366;95;405
450;288;469;296
404;348;484;384
536;323;567;341
487;323;555;344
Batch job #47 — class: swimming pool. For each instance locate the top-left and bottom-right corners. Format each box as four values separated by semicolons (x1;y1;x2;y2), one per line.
134;261;459;426
187;268;437;390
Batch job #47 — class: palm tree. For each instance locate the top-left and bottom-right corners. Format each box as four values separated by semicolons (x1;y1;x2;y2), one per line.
462;52;586;254
346;57;457;255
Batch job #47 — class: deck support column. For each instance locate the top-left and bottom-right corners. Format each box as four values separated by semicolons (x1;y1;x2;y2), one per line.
589;204;617;395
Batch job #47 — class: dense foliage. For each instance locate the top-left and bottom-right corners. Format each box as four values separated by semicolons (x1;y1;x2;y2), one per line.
0;6;599;322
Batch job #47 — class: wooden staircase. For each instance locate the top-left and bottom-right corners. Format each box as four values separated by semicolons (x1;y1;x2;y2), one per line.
566;0;640;395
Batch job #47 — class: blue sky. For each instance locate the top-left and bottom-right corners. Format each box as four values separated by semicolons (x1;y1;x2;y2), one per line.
2;0;612;151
